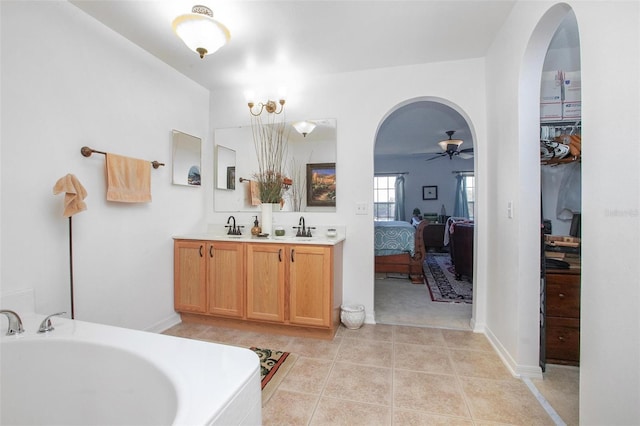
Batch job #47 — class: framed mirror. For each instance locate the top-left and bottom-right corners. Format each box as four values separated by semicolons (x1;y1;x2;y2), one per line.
172;130;201;186
214;119;337;212
216;145;236;190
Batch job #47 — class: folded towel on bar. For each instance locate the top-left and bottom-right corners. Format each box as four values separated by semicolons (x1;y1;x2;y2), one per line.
53;173;88;217
105;153;151;203
250;180;261;206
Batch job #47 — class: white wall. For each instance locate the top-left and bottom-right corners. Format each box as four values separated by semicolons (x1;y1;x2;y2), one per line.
1;1;209;331
208;58;488;325
486;1;639;424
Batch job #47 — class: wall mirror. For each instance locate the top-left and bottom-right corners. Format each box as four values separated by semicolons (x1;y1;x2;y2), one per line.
216;145;236;190
172;130;201;186
214;118;337;212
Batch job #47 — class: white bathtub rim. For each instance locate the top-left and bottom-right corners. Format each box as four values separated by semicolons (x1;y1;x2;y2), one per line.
0;313;261;426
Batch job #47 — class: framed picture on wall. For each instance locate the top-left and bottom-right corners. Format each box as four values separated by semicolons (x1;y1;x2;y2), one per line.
306;163;336;207
422;185;438;200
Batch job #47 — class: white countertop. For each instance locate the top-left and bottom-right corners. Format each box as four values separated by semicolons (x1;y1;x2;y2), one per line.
173;233;345;246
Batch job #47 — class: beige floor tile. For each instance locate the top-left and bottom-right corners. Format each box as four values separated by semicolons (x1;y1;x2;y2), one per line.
442;329;494;352
336;337;393;367
393;369;470;418
338;323;394;342
531;365;580;426
323;362;392;406
393;325;447;346
393;409;474;425
285;335;342;360
261;390;319;426
310;397;391;425
162;322;208;338
196;326;246;345
448;348;514;380
394;342;454;374
460;377;554;425
278;356;333;395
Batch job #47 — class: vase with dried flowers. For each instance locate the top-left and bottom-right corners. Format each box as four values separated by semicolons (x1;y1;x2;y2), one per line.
251;111;291;234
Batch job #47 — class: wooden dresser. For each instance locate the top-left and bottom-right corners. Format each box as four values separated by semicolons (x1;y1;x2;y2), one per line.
544;268;581;365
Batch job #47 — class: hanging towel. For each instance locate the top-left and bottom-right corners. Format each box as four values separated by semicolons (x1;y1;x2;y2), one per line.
53;174;88;217
105;153;151;203
250;180;261;206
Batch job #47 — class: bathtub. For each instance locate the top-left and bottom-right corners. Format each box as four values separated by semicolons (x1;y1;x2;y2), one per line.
0;313;261;425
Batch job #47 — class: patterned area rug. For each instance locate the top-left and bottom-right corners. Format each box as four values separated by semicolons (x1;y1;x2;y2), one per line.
250;347;297;404
424;253;473;303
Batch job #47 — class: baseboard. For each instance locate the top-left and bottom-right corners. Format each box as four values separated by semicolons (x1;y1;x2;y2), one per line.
484;326;543;379
145;312;182;333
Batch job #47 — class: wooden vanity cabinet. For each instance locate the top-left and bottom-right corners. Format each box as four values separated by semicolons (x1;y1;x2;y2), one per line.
175;238;343;339
246;243;333;328
173;240;244;318
246;243;285;322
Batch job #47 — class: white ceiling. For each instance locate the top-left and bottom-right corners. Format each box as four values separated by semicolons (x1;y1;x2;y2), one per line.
69;0;520;158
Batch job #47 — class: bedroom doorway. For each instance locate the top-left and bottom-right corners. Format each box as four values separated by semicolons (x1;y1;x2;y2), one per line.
373;97;476;330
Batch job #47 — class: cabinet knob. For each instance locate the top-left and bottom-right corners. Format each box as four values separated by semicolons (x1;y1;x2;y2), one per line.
558;293;565;298
199;245;203;257
558;336;565;342
209;246;213;257
291;249;295;263
278;249;282;262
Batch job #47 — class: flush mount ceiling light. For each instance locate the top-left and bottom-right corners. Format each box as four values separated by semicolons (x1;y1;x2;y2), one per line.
292;121;317;137
172;5;230;59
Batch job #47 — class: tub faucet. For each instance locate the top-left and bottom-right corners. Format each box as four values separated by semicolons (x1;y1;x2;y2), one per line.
38;312;67;333
0;310;24;335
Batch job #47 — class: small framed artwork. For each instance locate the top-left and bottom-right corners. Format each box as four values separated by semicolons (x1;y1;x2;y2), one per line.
422;185;438;200
306;163;336;207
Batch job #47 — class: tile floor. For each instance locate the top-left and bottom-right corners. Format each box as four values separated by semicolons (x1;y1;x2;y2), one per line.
164;322;576;425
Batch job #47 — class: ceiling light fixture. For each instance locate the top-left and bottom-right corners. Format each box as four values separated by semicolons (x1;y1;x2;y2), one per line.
292;121;317;137
172;5;230;59
438;130;464;159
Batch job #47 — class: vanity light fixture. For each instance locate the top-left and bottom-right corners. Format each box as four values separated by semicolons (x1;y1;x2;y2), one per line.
247;98;286;116
172;5;230;59
292;121;317;137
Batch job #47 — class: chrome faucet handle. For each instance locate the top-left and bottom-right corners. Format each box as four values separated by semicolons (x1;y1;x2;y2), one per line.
0;310;24;335
38;312;66;333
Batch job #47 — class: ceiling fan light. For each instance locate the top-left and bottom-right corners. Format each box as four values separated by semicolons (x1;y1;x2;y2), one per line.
292;121;317;137
439;139;463;152
172;6;230;59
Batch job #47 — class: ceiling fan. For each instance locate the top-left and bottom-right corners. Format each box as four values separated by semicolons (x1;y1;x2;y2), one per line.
425;130;474;161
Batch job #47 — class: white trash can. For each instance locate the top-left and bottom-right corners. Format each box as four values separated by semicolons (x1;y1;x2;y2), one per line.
340;304;365;329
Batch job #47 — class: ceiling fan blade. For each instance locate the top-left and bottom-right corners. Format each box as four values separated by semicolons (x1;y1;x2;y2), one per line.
458;152;474;160
425;153;446;162
458;148;474;153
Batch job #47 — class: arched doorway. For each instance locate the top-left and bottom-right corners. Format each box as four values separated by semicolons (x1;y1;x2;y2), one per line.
373;97;479;329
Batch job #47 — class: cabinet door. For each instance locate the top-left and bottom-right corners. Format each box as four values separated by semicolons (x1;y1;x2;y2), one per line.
174;240;206;313
207;242;245;318
246;243;285;322
289;245;332;327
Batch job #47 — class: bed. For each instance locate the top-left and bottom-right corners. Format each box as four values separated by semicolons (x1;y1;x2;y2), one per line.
374;220;427;283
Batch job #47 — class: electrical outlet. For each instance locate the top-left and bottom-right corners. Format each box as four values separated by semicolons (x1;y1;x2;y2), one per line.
355;203;368;215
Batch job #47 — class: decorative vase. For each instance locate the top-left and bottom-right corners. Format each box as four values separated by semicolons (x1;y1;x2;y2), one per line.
260;203;275;235
340;304;365;329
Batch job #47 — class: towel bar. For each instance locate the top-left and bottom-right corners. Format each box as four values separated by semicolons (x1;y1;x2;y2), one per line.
80;146;165;169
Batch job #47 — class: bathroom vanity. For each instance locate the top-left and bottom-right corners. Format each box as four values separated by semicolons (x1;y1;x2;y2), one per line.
173;235;344;339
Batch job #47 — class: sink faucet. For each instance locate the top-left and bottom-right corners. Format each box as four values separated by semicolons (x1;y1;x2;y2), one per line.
0;310;24;335
296;216;306;236
226;215;237;235
38;312;66;333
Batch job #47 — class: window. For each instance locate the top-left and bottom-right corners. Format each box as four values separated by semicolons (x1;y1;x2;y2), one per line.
464;175;475;220
374;175;396;221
